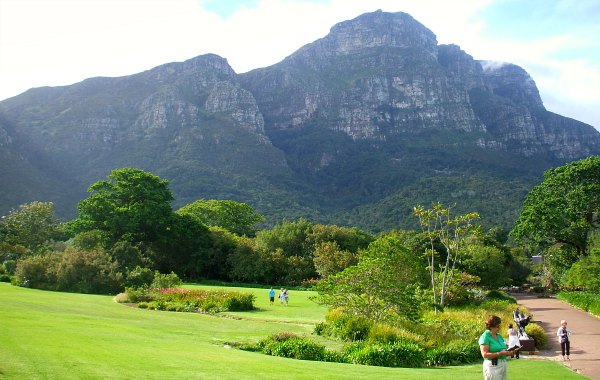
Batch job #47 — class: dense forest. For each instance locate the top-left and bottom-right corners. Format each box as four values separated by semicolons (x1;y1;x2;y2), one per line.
2;157;600;304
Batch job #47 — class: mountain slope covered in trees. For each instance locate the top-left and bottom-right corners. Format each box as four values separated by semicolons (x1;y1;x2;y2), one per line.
1;10;598;231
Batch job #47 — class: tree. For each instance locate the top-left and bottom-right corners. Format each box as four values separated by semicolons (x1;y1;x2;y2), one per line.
314;234;427;322
511;156;600;256
462;244;509;288
227;236;268;284
308;224;372;277
196;226;239;281
563;248;600;292
254;218;316;283
0;201;60;254
413;202;480;311
306;224;373;253
73;168;174;246
313;241;357;277
177;199;264;237
150;213;212;279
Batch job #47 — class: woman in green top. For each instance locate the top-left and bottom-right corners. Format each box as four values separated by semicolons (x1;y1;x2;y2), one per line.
479;315;514;380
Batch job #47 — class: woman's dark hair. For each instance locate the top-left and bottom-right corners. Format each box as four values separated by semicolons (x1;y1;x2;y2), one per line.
485;315;502;329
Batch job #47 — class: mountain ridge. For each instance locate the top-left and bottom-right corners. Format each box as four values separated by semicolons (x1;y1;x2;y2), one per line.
1;10;598;231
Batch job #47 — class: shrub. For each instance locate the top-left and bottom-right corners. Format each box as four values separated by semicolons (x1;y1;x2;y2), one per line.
14;254;60;290
125;266;154;288
325;307;345;323
54;247;123;294
128;287;255;313
3;259;17;275
222;292;255;311
525;323;547;349
339;315;372;341
485;290;516;303
321;310;373;341
258;332;330;361
125;287;159;303
322;350;347;363
0;274;11;282
264;338;327;360
343;341;425;367
313;322;328;336
425;339;480;366
151;272;182;289
114;292;130;303
266;331;298;342
367;323;402;344
558;291;600;316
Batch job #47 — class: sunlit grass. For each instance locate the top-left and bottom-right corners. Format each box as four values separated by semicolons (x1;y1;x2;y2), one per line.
0;283;585;379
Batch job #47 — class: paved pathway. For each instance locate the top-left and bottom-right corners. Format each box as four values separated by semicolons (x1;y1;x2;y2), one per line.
515;294;600;380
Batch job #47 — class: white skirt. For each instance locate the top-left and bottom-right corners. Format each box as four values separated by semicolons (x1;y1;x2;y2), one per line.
483;359;508;380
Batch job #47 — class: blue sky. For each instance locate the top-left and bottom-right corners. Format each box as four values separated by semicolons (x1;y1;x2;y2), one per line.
1;0;598;128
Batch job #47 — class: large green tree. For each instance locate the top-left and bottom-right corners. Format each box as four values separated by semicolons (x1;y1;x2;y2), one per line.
73;168;174;245
177;199;264;237
511;156;600;256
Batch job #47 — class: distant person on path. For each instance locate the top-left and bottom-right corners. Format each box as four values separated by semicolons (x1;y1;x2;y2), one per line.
279;288;285;305
268;288;275;305
479;315;514;380
507;323;520;359
557;319;572;361
284;289;289;306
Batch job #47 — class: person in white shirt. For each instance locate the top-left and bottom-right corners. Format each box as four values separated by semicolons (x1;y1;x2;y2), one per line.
507;323;520;359
556;320;572;360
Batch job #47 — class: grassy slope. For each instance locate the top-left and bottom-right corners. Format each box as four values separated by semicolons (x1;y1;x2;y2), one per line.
0;283;585;380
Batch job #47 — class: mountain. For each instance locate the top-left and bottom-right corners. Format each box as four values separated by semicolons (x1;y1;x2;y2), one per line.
1;10;598;231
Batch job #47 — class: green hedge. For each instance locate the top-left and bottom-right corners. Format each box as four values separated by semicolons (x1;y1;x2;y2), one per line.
558;291;600;316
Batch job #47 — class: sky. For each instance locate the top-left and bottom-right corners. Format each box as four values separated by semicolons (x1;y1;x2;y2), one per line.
1;0;599;129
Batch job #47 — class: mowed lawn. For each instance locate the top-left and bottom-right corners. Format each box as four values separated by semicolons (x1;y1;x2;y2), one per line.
0;283;586;380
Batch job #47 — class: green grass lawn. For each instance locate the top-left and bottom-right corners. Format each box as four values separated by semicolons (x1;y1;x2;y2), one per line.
0;283;587;379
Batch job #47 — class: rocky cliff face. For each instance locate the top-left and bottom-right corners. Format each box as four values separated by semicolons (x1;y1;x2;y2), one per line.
241;10;599;160
241;11;486;140
0;10;598;230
